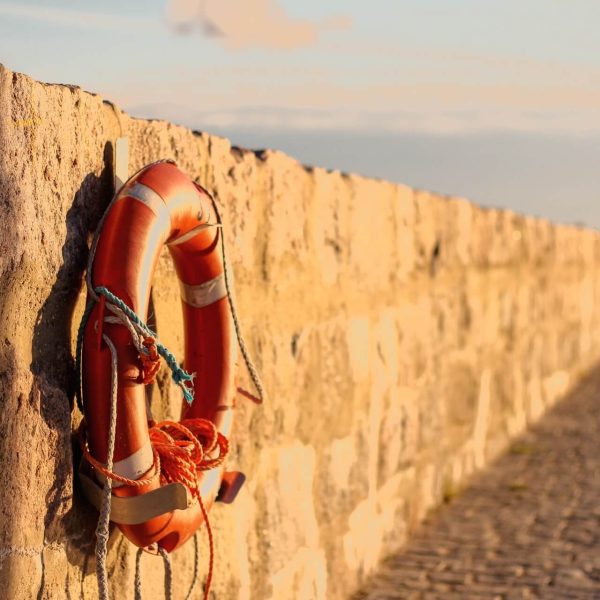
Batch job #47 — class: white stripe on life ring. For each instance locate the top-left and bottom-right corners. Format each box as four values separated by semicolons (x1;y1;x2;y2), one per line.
123;182;170;222
96;440;154;488
167;222;220;247
179;274;227;308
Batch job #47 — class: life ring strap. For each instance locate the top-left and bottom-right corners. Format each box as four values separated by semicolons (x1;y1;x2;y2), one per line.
79;470;189;525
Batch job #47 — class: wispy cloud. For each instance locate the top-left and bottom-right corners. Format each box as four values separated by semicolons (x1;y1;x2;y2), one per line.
125;80;600;135
165;0;351;49
0;2;157;31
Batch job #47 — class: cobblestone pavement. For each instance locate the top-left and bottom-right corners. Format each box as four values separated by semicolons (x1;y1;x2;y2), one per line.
354;370;600;600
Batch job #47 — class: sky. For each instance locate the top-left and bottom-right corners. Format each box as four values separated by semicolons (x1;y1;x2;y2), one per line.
1;0;599;226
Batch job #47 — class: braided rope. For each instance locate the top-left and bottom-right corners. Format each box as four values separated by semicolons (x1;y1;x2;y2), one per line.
134;548;174;600
197;491;215;598
183;534;200;600
75;169;263;600
134;548;144;600
77;285;226;600
95;333;118;600
81;412;227;600
79;426;161;488
95;286;195;404
209;196;265;404
78;286;226;600
158;548;173;600
80;419;228;490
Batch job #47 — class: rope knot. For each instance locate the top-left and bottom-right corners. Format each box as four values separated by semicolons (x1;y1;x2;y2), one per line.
140;336;160;384
148;419;229;502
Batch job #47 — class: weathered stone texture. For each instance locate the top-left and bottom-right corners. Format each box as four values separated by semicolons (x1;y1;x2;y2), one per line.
354;368;600;599
1;63;600;599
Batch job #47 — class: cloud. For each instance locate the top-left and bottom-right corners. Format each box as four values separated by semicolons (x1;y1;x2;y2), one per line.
0;2;156;31
124;76;600;136
165;0;351;49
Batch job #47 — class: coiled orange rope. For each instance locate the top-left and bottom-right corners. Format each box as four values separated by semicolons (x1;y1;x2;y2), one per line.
79;417;228;600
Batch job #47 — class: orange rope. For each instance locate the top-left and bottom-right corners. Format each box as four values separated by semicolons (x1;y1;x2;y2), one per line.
79;424;161;488
79;417;228;600
139;336;161;385
236;386;262;404
197;490;215;600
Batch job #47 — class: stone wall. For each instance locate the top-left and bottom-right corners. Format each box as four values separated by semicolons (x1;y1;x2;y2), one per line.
1;63;600;599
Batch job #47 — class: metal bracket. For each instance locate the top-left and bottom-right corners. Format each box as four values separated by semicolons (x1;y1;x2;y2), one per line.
113;136;129;192
216;471;246;504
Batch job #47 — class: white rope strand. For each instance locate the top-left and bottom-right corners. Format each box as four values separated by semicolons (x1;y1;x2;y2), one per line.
209;196;265;403
134;548;144;600
158;547;173;600
183;534;200;600
95;333;119;600
83;171;263;600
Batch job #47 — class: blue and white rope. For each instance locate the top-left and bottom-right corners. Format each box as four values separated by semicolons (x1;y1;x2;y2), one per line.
75;286;195;409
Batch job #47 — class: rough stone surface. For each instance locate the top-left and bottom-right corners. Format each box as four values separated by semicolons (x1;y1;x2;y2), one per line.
1;63;600;599
354;367;600;599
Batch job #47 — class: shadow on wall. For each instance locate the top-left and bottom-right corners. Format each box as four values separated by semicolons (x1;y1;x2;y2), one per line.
28;142;120;589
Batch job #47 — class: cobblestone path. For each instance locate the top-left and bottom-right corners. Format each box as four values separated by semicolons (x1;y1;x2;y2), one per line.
354;370;600;599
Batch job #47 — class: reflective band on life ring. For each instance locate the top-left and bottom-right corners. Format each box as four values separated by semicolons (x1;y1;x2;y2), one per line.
125;182;170;220
80;161;236;552
179;274;227;308
99;441;154;487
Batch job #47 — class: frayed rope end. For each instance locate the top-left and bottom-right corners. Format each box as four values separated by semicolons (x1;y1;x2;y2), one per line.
174;371;196;405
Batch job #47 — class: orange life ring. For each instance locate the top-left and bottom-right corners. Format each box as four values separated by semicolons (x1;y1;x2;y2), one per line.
79;160;237;552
